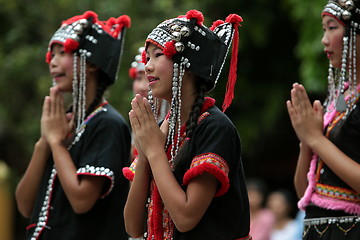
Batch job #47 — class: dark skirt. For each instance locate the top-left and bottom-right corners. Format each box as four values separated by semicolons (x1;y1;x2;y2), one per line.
303;206;360;240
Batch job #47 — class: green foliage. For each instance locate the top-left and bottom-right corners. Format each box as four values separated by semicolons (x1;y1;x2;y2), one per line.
283;0;328;91
1;0;333;238
1;0;331;196
0;0;330;171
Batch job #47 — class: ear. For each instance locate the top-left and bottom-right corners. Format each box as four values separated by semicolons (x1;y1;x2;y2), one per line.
87;63;99;72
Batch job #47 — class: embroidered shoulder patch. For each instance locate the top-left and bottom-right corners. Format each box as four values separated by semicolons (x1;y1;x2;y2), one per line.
197;112;210;124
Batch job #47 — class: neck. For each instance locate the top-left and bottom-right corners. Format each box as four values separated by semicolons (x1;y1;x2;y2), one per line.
179;79;198;126
85;72;102;111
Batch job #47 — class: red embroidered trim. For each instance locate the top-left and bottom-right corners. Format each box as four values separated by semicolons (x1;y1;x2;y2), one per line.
197;112;210;124
315;182;360;203
183;153;230;197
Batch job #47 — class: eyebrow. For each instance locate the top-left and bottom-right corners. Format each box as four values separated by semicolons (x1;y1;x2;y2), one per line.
146;48;162;56
322;18;337;26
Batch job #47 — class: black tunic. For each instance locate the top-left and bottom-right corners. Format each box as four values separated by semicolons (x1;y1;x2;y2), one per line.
173;105;250;240
26;104;131;240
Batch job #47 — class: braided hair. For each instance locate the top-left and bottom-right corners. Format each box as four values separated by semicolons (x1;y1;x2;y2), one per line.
174;78;207;168
86;70;110;116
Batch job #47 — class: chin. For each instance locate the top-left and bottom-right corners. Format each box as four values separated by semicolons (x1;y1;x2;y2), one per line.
330;60;342;69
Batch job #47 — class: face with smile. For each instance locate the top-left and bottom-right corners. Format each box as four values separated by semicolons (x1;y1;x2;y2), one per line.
49;44;74;92
145;43;174;101
322;15;345;68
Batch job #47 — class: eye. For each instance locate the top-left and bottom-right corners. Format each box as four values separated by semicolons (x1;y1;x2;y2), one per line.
155;52;163;58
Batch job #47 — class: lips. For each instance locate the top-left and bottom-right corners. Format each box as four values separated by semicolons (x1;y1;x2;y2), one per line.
147;76;159;85
51;72;65;77
324;50;333;59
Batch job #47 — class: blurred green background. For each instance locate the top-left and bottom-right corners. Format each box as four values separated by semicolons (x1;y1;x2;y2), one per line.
0;0;327;239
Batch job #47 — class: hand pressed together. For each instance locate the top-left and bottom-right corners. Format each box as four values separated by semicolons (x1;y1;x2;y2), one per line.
41;86;74;146
286;83;324;146
129;94;167;159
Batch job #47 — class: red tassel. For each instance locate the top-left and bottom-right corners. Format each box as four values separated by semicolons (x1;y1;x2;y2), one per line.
222;15;242;112
185;9;204;26
152;185;164;240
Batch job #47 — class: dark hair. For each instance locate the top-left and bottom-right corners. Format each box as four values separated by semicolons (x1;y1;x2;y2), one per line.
174;77;207;168
86;70;110;116
247;178;270;207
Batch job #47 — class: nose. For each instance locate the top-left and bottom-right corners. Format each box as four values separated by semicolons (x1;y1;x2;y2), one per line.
49;55;58;69
321;31;329;46
145;59;154;73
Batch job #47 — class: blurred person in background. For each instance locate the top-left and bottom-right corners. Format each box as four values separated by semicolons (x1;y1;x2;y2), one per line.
287;0;360;239
267;189;301;240
247;178;275;240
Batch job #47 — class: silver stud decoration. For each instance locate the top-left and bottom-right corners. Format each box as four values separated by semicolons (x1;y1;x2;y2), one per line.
323;0;360;120
175;42;185;52
180;26;190;37
345;0;355;10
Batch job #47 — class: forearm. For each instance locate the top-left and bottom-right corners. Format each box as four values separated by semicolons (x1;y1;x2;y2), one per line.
15;138;50;218
124;157;151;237
50;142;102;213
309;135;360;193
147;150;215;232
294;143;312;198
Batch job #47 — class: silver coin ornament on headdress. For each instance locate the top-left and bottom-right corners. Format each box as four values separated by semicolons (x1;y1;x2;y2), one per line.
144;9;243;166
322;0;360;119
46;11;130;148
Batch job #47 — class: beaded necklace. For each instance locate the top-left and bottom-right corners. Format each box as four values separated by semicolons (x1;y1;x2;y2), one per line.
67;101;108;150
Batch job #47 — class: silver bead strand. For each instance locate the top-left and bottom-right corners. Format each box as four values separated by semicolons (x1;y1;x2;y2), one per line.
340;36;349;94
80;53;87;126
72;53;79;129
325;64;335;112
174;61;185;158
166;62;180;168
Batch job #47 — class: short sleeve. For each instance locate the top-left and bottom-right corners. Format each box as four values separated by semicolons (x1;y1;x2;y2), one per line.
182;111;240;197
74;110;130;198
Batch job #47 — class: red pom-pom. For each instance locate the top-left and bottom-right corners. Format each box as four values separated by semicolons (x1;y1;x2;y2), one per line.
107;17;116;26
63;38;79;53
163;41;177;58
62;11;98;26
83;11;98;23
118;15;131;28
210;20;225;31
225;14;243;25
141;49;147;64
45;51;51;64
129;68;137;79
186;9;204;26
